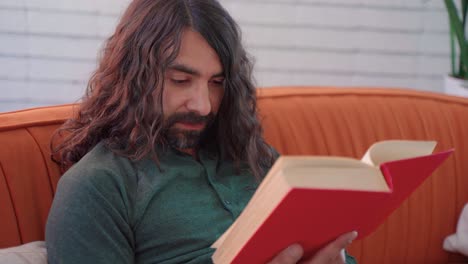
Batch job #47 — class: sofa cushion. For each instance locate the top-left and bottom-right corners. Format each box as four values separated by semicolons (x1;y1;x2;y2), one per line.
0;241;46;264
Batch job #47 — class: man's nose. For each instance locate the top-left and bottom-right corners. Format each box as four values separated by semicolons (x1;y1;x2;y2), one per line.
186;83;211;116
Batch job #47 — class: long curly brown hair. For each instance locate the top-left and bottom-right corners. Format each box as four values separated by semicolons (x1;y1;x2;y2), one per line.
51;0;276;179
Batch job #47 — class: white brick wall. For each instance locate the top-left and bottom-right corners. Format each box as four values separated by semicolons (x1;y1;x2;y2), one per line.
0;0;450;112
227;0;448;91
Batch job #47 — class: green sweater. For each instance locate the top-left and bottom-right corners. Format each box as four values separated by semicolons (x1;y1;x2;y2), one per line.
46;142;356;263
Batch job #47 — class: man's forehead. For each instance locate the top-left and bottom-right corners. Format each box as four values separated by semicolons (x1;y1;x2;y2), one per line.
168;61;224;77
167;29;224;77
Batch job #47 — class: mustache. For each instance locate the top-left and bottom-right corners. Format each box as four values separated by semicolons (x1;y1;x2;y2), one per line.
164;112;215;128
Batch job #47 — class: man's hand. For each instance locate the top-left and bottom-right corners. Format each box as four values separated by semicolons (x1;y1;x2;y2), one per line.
267;231;358;264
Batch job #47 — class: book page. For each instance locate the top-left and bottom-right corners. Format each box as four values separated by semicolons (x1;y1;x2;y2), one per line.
282;158;390;192
361;140;437;166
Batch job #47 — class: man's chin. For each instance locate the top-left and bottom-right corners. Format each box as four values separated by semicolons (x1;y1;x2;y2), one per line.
166;131;201;150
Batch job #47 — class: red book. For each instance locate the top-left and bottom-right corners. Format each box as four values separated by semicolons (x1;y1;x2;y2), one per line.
211;140;453;263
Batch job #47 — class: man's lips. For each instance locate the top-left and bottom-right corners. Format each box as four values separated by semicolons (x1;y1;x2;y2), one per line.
175;122;206;131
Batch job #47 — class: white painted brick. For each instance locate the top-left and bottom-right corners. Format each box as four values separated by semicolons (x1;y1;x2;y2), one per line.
360;0;441;9
0;101;52;113
29;36;103;59
355;53;449;75
420;33;449;54
0;34;103;59
98;15;120;37
356;8;422;31
0;57;28;79
0;34;29;55
255;68;444;94
354;31;420;53
220;0;438;9
252;48;355;71
255;69;352;87
0;80;85;102
97;0;131;15
417;56;450;76
224;2;427;31
0;1;25;8
1;80;28;100
352;75;418;89
31;82;86;102
416;78;444;93
423;10;448;32
244;27;353;50
0;9;27;32
1;0;130;15
28;58;95;81
354;53;417;74
243;26;447;54
351;75;443;93
223;3;296;25
24;0;98;12
253;48;442;75
252;47;447;75
27;10;99;36
294;5;356;27
425;1;445;9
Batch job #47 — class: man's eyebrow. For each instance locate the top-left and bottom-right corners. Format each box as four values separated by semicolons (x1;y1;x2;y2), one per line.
168;63;224;78
169;64;199;76
212;71;224;78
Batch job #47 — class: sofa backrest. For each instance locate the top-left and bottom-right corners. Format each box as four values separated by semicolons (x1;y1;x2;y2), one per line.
0;104;75;248
0;87;467;263
258;87;468;264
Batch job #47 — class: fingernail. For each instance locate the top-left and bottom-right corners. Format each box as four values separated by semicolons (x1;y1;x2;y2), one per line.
286;244;303;258
348;231;358;244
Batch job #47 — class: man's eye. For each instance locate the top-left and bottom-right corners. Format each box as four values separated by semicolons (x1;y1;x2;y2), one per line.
211;79;224;86
172;79;188;84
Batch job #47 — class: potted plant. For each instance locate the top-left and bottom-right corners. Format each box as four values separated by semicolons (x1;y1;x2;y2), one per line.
444;0;468;96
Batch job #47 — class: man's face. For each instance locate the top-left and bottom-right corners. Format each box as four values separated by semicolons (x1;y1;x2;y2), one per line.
162;29;225;151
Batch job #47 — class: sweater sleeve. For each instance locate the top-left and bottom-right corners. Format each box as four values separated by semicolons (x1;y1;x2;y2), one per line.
346;250;358;264
45;166;135;264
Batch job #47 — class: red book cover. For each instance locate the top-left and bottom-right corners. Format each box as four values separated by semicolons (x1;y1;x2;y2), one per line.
227;149;453;263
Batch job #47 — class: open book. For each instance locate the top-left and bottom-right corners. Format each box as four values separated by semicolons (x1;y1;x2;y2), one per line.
211;140;454;264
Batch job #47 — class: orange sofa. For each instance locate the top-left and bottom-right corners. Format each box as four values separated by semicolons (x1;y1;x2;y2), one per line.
1;87;467;264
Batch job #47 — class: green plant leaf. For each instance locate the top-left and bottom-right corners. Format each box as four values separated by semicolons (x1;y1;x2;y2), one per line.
450;22;456;76
460;0;467;78
445;0;468;78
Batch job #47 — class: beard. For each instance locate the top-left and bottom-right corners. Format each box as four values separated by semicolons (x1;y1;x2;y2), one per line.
162;112;215;150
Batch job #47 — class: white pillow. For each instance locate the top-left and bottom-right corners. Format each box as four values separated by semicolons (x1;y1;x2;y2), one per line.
443;203;468;257
0;241;47;264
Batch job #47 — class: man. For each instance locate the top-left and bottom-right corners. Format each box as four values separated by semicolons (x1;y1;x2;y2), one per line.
46;0;357;263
